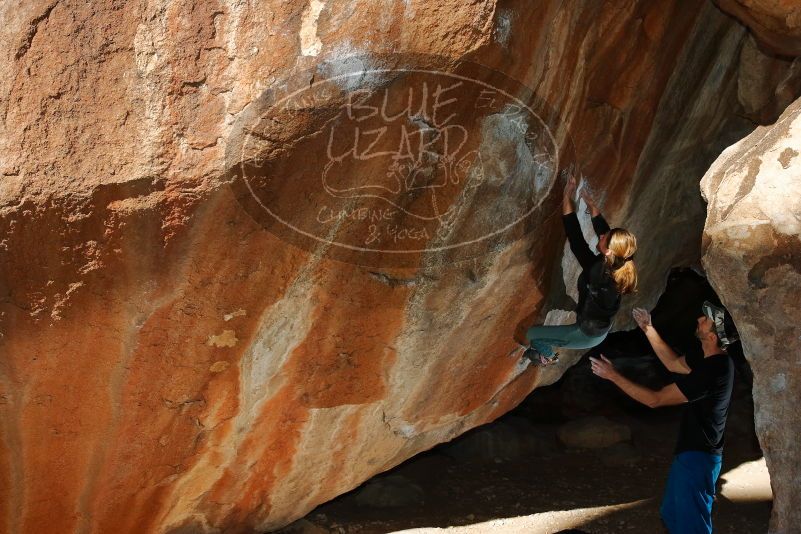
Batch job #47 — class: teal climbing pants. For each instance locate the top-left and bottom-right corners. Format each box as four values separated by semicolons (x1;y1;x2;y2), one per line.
525;323;610;357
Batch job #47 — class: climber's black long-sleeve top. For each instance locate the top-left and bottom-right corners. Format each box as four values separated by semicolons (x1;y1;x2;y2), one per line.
562;212;621;336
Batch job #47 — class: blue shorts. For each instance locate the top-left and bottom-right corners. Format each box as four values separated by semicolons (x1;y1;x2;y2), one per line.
660;450;723;534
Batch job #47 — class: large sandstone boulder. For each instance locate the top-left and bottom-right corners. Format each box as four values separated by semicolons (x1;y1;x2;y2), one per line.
0;0;796;532
701;96;801;534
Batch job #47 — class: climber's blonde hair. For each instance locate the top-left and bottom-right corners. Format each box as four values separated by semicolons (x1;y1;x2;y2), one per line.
604;228;638;294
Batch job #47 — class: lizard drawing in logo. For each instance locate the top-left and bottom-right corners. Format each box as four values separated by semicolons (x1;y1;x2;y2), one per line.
321;112;483;235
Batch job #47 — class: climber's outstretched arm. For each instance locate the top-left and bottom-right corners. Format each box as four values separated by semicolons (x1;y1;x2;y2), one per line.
632;308;691;374
562;174;577;215
561;175;595;269
580;187;601;218
581;187;611;236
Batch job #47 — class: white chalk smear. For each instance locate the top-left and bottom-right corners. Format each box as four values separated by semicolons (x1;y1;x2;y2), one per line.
300;0;325;56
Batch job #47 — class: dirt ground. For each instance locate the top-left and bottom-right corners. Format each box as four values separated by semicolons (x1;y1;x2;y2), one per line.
278;383;770;534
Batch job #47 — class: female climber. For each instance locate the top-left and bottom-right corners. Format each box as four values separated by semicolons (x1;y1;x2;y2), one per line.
522;173;638;366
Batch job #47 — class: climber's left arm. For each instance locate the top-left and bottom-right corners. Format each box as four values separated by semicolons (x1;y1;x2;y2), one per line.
591;214;610;237
581;188;610;236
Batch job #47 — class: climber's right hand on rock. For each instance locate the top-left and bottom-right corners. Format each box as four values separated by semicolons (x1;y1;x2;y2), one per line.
580;187;597;208
563;174;577;198
632;307;652;331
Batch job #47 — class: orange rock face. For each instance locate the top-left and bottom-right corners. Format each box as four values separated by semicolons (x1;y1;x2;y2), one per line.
0;0;796;532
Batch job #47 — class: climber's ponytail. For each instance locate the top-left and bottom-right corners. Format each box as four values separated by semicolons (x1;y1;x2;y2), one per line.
604;228;638;294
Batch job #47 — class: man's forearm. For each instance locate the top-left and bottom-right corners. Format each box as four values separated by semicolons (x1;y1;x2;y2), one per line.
644;325;682;372
611;373;658;408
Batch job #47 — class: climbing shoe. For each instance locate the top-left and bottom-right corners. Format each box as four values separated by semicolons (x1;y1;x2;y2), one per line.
522;346;560;367
541;352;560;366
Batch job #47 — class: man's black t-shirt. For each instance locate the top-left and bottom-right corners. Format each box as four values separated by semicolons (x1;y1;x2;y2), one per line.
673;352;735;456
